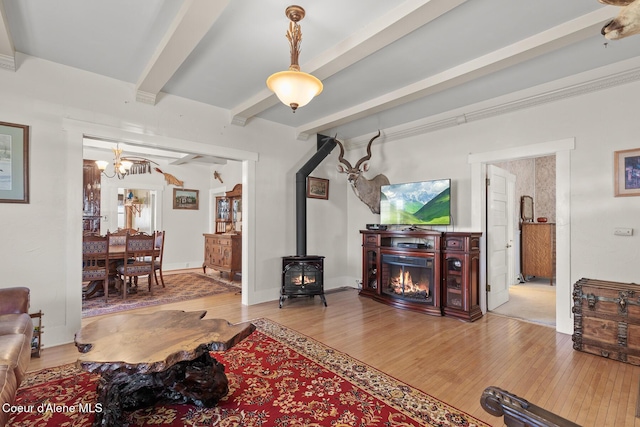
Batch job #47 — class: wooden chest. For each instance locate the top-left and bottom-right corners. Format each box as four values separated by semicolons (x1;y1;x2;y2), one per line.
572;278;640;365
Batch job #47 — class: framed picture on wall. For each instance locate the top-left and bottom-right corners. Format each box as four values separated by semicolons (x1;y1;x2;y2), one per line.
307;176;329;200
173;188;199;210
614;148;640;197
0;121;29;203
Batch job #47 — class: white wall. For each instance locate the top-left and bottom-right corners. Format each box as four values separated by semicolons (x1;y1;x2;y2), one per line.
300;141;350;289
3;52;640;346
342;81;640;335
0;54;347;347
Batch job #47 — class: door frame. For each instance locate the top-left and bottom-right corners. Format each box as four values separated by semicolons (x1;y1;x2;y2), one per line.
71;117;258;307
469;137;574;334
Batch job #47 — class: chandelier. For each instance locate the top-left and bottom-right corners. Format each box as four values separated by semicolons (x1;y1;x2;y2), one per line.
95;145;157;179
266;5;323;112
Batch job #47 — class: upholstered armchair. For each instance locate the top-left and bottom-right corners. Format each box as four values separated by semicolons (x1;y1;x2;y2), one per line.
0;287;34;427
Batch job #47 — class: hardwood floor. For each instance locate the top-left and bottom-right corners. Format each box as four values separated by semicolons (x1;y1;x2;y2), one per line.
30;288;640;426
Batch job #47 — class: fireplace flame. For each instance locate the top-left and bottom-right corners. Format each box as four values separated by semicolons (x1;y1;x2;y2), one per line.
389;270;429;297
292;275;316;286
404;270;412;287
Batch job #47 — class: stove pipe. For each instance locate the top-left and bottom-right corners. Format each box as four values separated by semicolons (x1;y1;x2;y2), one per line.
296;135;336;256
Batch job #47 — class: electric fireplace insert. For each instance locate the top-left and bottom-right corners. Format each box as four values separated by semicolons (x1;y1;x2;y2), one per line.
380;253;435;305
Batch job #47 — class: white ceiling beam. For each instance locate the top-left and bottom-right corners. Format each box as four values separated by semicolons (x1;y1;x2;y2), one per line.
84;138;229;165
229;0;468;126
135;0;230;105
294;7;618;140
0;1;16;71
170;154;227;165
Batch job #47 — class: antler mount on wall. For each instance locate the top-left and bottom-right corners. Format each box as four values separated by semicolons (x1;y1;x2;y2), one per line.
600;0;640;40
335;131;389;214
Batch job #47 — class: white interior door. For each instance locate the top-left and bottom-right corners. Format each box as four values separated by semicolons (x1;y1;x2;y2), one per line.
487;165;516;310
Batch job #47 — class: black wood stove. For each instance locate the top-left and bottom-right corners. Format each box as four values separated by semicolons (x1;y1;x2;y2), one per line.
280;255;326;308
280;135;335;309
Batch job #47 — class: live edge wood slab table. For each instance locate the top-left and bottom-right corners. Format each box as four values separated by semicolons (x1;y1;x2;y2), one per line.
74;310;256;427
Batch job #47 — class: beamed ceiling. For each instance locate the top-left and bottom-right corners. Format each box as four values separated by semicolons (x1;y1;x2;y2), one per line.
1;0;640;146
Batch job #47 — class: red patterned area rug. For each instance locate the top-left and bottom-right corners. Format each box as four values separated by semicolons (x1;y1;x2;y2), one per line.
82;272;240;318
10;318;490;427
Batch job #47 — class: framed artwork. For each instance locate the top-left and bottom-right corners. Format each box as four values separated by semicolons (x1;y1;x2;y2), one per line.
307;176;329;200
614;148;640;197
0;121;29;203
173;188;199;210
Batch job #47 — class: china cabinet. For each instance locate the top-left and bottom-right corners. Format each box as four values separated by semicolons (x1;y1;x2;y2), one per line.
215;184;242;234
204;184;242;281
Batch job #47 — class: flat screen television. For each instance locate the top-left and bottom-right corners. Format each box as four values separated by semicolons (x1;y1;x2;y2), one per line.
380;179;451;226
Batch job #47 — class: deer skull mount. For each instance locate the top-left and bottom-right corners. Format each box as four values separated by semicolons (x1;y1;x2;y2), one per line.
335;131;390;214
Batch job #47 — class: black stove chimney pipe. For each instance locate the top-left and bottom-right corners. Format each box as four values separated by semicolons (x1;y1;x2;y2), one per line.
296;135;336;256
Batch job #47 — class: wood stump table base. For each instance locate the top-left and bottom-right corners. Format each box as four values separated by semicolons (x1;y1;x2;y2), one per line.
94;350;227;426
74;311;256;427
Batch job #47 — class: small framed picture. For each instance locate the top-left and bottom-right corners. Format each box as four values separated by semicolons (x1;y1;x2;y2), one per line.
173;188;199;210
307;176;329;200
0;121;29;203
614;148;640;197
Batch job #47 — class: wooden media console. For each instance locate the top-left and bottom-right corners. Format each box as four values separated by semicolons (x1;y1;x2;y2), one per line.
360;229;482;322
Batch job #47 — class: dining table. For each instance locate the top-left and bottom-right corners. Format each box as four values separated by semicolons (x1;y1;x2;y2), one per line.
82;244;159;300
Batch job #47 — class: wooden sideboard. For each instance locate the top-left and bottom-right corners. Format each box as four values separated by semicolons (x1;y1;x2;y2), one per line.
521;223;555;285
360;229;482;322
203;233;241;281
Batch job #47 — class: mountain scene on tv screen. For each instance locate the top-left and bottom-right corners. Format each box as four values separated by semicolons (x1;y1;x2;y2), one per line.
382;181;450;225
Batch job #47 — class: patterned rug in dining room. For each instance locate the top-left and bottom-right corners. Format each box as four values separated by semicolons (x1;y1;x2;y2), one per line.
10;318;491;427
82;272;240;318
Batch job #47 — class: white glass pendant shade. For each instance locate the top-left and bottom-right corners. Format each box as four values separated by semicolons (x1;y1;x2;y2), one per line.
121;160;133;170
267;70;323;111
95;160;109;171
120;160;133;173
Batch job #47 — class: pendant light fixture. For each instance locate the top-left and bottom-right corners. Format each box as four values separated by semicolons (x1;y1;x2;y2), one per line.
266;5;323;112
95;145;157;179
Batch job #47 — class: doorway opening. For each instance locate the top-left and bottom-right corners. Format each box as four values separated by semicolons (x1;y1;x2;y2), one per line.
469;137;574;334
487;155;556;326
81;136;245;317
117;188;158;234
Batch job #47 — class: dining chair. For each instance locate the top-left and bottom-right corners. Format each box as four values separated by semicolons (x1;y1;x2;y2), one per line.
108;228;135;246
153;230;166;288
117;227;139;235
82;233;110;301
116;233;157;299
108;228;135;287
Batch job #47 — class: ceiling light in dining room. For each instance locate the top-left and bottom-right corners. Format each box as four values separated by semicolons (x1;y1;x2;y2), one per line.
266;5;323;113
95;145;157;180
